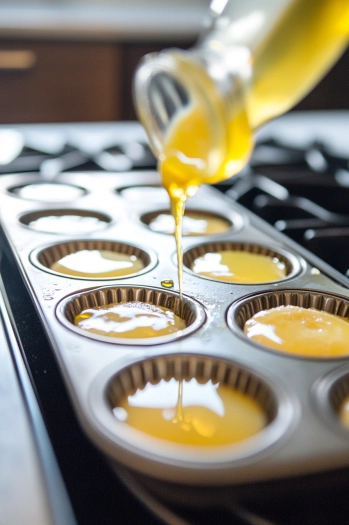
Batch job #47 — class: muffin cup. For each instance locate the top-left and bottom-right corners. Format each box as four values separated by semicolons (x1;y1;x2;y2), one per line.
183;242;301;284
228;289;349;360
117;184;169;203
30;239;157;280
88;354;294;484
8;181;87;201
19;208;112;234
314;365;349;436
140;208;234;236
56;285;206;345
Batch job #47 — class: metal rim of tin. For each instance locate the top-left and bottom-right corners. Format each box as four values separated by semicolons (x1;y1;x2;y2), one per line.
18;208;113;234
29;239;158;281
55;285;206;346
87;353;296;484
313;364;349;438
139;207;237;236
227;289;349;361
181;241;302;284
7;181;88;201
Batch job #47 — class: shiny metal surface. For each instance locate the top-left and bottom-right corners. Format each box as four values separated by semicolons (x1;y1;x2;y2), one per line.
0;170;349;492
0;282;76;525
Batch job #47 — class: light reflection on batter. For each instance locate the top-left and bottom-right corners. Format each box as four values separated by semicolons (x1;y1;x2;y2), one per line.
74;301;186;339
244;305;349;357
50;249;144;278
192;250;286;283
113;377;266;446
148;211;230;236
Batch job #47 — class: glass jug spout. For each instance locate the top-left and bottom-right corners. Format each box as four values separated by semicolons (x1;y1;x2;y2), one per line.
133;48;252;190
133;50;226;161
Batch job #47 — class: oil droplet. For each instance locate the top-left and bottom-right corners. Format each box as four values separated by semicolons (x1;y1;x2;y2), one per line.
311;267;321;275
161;279;174;288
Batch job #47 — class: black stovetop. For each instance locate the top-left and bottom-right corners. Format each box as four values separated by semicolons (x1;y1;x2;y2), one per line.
3;115;349;280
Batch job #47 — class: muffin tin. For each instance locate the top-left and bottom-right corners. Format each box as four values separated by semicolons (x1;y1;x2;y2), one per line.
1;169;349;505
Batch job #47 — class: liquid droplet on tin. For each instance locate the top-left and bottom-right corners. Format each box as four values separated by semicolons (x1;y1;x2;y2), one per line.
161;279;174;288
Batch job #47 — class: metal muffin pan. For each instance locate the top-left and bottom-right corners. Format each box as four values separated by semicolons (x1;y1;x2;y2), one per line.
1;170;349;490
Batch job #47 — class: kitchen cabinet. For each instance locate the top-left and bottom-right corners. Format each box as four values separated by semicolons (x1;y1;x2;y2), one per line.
0;41;121;123
0;39;193;124
0;37;347;125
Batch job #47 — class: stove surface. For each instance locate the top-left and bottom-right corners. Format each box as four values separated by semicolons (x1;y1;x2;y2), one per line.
2;113;349;281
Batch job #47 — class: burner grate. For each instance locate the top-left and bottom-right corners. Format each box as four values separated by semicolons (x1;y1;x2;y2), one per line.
220;138;349;278
2;122;349;277
0;134;157;175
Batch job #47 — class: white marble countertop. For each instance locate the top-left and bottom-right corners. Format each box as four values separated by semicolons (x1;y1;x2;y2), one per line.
0;1;210;42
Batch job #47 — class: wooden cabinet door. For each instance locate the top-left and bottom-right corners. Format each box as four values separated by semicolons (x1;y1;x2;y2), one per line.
0;41;121;123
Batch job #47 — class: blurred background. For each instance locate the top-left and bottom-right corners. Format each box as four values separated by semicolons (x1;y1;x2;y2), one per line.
0;0;347;125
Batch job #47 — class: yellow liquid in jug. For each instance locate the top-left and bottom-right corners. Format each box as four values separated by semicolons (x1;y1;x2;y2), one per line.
158;0;349;295
113;378;267;446
50;249;144;278
192;250;286;283
74;301;186;339
244;305;349;358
